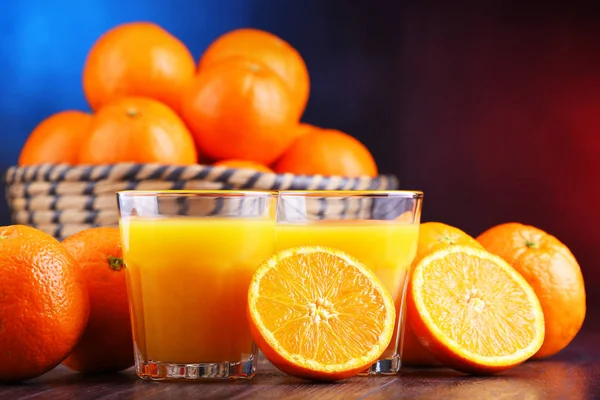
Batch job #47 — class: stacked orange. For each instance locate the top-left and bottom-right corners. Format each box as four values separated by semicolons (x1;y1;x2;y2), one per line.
18;23;378;178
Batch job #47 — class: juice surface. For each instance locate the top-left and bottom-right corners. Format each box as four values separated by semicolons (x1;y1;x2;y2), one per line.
121;217;275;364
275;220;419;357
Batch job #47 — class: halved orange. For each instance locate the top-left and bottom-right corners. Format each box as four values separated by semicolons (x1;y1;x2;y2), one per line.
408;245;545;375
403;222;484;367
247;246;396;381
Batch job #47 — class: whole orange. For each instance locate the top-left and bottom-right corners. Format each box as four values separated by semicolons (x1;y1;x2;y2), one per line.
199;28;309;119
477;223;586;359
212;159;273;173
181;58;297;164
61;227;133;373
294;122;318;137
19;111;92;166
403;222;484;367
83;22;196;113
79;97;198;165
273;126;378;177
414;222;484;265
0;225;89;382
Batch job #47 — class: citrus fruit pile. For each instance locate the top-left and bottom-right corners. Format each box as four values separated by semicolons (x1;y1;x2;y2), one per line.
18;23;378;178
0;226;131;382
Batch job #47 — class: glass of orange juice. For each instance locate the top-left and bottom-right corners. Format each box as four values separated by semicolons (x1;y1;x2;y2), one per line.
117;190;277;381
275;190;423;375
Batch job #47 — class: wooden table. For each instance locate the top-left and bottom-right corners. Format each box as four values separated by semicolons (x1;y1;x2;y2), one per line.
2;320;599;400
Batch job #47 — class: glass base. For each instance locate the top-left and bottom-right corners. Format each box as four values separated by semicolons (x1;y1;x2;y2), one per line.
135;357;257;381
359;355;401;376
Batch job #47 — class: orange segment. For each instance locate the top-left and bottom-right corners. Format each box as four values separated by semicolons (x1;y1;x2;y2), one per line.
408;245;545;375
247;246;395;381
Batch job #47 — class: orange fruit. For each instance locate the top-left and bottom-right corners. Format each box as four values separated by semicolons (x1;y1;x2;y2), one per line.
79;96;197;165
414;222;484;265
0;225;89;382
83;22;195;113
403;222;484;367
19;111;92;166
273;126;378;177
286;122;318;143
61;227;133;373
212;159;273;173
181;58;298;164
199;28;309;118
247;246;396;381
476;223;586;359
408;245;545;375
295;122;318;136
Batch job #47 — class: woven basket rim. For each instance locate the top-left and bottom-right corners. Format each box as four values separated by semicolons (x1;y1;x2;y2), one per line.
2;162;398;186
3;163;401;241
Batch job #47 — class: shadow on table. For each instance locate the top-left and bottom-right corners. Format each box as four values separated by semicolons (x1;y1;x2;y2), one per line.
18;368;136;386
0;356;593;400
389;360;592;400
0;368;137;400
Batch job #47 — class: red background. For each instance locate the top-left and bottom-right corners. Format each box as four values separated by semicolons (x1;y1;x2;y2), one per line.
392;5;600;308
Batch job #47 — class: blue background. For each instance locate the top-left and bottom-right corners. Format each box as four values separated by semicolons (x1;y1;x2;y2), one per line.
2;1;600;288
0;0;404;221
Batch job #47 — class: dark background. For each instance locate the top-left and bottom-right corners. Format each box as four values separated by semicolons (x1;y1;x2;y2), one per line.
1;1;598;302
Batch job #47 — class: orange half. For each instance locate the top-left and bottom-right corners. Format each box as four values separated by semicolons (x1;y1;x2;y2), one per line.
247;246;396;381
408;245;545;374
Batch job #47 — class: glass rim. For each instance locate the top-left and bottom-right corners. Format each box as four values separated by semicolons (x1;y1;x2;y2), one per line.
116;190;278;198
277;190;423;198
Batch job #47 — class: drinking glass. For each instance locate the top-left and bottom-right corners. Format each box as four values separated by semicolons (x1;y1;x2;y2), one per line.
275;190;423;375
117;190;277;380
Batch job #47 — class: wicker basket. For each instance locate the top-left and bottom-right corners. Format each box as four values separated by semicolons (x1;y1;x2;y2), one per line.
2;163;398;240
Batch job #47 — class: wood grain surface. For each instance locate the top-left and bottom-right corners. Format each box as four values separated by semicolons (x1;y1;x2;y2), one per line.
2;316;598;400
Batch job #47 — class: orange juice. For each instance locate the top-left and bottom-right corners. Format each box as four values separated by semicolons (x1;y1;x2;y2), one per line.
121;217;275;364
275;221;419;358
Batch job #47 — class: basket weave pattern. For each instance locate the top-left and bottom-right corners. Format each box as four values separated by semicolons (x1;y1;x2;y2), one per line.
3;163;398;240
